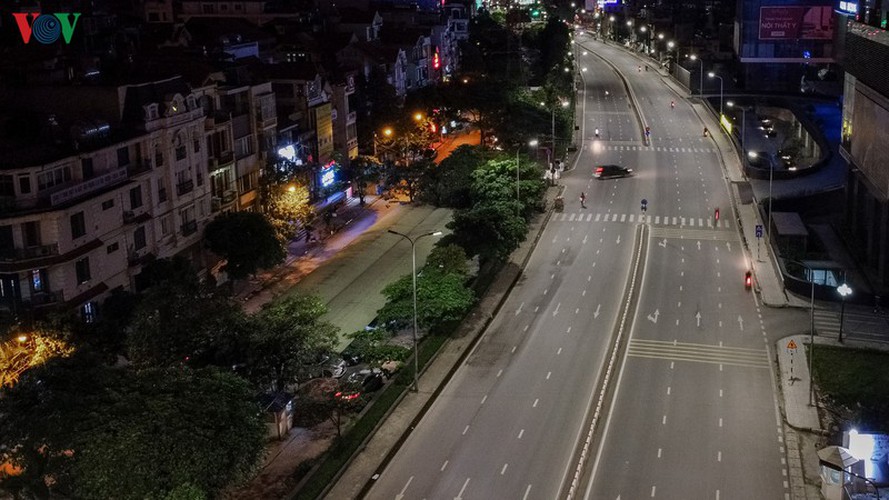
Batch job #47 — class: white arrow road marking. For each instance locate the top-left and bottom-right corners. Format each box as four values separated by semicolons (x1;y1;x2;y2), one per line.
523;485;532;500
395;476;414;500
594;304;601;318
648;309;660;323
697;241;702;250
515;302;524;315
553;302;561;316
737;315;744;330
616;235;621;245
696;311;702;327
455;477;470;500
583;235;588;244
726;242;732;252
659;238;667;247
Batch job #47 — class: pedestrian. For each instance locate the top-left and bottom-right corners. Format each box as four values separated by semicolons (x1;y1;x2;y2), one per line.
580;192;587;209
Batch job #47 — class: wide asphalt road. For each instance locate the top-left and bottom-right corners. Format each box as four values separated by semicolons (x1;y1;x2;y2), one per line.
366;31;787;500
574;36;788;499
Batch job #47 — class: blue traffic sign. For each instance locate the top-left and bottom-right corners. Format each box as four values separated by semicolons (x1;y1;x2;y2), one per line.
755;224;763;238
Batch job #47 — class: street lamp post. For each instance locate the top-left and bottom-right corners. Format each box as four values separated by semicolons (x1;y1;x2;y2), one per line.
689;54;703;97
387;229;443;392
708;72;724;115
837;282;853;343
726;101;751;154
786;259;818;405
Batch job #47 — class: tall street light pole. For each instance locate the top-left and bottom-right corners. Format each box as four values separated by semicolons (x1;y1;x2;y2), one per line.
788;259;818;406
837;282;853;343
708;72;724;116
387;229;443;392
689;54;703;97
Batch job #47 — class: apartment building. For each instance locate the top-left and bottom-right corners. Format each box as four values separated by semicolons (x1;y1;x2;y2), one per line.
0;76;212;320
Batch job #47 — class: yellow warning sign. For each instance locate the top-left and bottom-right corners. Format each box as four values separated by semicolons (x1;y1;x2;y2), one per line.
787;340;798;350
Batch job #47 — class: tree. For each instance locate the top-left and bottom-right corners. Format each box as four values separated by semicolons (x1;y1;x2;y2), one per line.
0;355;266;499
377;269;475;330
344;328;410;367
390;158;434;203
126;281;251;369
344;155;382;206
260;157;315;242
204;211;285;282
448;200;528;263
247;295;339;392
420;145;484;208
425;243;471;277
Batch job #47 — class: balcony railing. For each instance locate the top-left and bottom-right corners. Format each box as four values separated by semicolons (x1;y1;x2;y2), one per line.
0;243;60;262
29;291;61;307
176;179;195;196
347;111;357;124
181;220;198;236
50;168;128;206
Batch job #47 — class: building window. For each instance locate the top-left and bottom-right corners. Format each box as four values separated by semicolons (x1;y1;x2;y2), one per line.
18;175;31;194
155;146;164;167
133;226;146;250
107;242;119;253
30;269;45;292
102;199;114;210
117;147;130;167
0;175;13;197
37;166;72;191
81;301;97;323
158;180;167;202
176;144;187;161
75;257;91;284
235;136;253;158
194;137;201;153
81;158;94;179
22;221;40;247
129;186;143;209
70;211;86;239
160;215;172;236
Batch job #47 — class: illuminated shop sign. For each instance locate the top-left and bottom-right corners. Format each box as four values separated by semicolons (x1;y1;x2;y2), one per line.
837;1;858;14
320;163;336;187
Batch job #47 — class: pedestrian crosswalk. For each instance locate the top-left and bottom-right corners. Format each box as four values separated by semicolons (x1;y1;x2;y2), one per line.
813;309;841;338
553;211;733;229
627;338;770;369
592;144;717;154
812;308;889;343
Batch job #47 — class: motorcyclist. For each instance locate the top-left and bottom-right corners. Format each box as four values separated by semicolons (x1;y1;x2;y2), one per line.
670;100;675;109
595;128;600;138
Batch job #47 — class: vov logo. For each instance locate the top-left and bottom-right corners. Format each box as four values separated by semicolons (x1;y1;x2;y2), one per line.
12;12;81;45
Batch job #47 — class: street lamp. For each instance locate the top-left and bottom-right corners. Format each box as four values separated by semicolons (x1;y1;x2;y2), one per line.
387;229;443;392
837;282;853;343
708;72;724;115
726;101;752;154
689;54;703;97
784;259;818;405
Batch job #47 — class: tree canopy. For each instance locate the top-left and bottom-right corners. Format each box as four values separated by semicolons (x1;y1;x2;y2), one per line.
204;211;285;281
0;354;265;500
377;268;474;330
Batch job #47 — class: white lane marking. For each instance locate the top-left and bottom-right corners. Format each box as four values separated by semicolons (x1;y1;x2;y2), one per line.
719;389;723;397
463;425;470;435
719;418;723;427
533;398;539;408
501;463;509;475
553;302;561;316
670;361;674;369
518;429;524;439
497;369;503;378
544;289;548;295
582;290;587;296
717;451;722;462
576;308;580;314
666;386;671;395
399;476;414;496
662;415;667;425
566;327;572;333
652;485;657;497
480;395;488;405
523;325;529;332
594;304;601;318
441;461;448;471
511;346;517;353
546;371;552;380
658;448;662;458
534;306;539;312
455;477;470;500
523;485;532;500
551;273;555;279
557;347;562;355
515;302;524;315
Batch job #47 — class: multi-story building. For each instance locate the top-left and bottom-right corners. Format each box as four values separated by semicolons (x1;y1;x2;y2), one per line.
330;70;360;160
839;19;889;288
0;76;212;320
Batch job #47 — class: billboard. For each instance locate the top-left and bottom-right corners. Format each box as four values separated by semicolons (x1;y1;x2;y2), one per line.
759;6;834;40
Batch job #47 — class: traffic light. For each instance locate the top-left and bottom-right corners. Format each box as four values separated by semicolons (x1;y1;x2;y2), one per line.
745;271;753;289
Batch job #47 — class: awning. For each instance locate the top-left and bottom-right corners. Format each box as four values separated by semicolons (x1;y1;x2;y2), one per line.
818;446;861;470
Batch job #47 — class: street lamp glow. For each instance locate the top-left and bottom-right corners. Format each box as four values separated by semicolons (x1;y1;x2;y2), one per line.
667;41;675;48
529;139;539;146
708;71;716;78
383;128;393;137
727;101;735;107
561;100;569;107
658;33;665;40
689;54;697;61
640;26;647;32
837;283;853;343
582;67;588;72
413;112;423;121
609;16;615;21
748;151;758;158
626;20;633;26
287;185;296;193
16;335;28;343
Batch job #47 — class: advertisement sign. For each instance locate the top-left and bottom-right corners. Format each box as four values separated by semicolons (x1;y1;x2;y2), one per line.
759;6;834;40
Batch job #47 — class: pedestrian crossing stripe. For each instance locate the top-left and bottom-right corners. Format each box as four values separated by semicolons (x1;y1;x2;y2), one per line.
627;339;770;368
594;145;716;154
552;212;733;230
650;226;740;241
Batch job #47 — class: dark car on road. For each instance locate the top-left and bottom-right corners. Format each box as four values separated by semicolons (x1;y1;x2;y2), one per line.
594;165;633;179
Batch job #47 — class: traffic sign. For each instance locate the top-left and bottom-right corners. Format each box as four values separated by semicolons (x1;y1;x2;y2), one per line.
787;339;798;350
755;224;763;238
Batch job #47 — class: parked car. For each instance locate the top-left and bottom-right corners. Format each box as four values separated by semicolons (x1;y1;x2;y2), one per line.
335;368;386;401
300;353;347;380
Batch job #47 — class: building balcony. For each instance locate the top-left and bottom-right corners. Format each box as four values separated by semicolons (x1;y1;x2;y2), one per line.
127;160;153;176
28;290;61;307
208;151;235;171
212;190;237;211
0;244;60;262
176;179;195;196
181;220;198;236
346;111;357;124
50;168;128;207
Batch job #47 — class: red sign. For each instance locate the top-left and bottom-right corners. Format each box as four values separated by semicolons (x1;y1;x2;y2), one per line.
759;6;834;40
